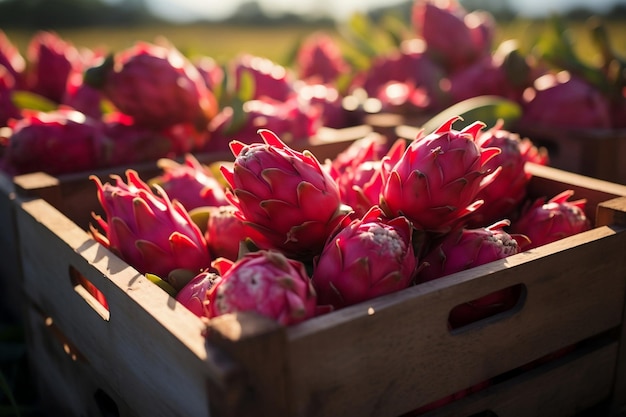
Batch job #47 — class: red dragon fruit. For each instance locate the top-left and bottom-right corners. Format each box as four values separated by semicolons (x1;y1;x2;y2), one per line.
24;31;82;104
220;129;345;261
149;153;228;211
84;41;218;131
380;116;501;233
417;219;530;328
465;122;548;228
2;109;102;176
205;250;318;325
296;83;349;129
175;270;221;318
296;31;351;85
89;169;211;281
194;55;224;91
62;71;105;120
311;206;418;309
520;71;612;129
412;0;495;72
0;30;25;89
510;190;591;250
231;54;295;102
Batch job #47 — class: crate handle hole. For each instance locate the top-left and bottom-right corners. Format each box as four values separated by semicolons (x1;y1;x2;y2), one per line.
69;266;110;321
94;389;120;417
449;283;526;332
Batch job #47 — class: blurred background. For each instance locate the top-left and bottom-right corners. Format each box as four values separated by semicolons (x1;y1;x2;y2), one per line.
1;0;625;63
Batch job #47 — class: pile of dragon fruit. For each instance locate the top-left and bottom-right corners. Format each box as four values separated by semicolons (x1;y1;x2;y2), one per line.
1;0;625;178
88;116;591;331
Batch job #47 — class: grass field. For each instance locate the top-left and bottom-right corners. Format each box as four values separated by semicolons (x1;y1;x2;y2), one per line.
3;18;626;67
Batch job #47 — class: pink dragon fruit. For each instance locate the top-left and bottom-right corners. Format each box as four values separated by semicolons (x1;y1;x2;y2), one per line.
24;31;82;104
97;111;182;168
203;204;273;262
194;55;225;91
62;71;104;120
175;270;221;318
206;250;318;325
2;109;102;176
465;122;548;228
84;41;218;131
149;153;228;211
231;54;295;102
349;38;448;114
89;169;211;281
311;206;418;309
331;137;406;218
520;71;612;129
509;190;591;250
296;31;350;85
204;95;321;153
447;40;540;104
0;30;25;88
417;219;530;328
296;83;349;129
220;129;345;261
0;66;21;128
412;0;495;72
380;116;501;233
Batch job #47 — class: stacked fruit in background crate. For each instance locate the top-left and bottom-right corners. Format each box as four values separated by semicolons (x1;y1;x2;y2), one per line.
2;0;626;415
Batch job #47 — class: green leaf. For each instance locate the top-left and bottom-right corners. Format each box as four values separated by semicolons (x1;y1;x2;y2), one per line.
237;69;255;104
420;96;523;134
145;273;178;297
11;91;57;113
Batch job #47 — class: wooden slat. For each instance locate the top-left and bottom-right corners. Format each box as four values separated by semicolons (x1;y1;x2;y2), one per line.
15;196;243;417
0;171;22;320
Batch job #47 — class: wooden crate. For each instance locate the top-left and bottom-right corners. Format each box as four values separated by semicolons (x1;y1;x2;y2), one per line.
1;124;370;322
12;159;626;416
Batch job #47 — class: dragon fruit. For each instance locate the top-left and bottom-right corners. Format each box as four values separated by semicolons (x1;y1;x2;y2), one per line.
2;109;102;176
0;30;25;88
204;95;321;153
175;270;221;318
84;41;218;131
520;71;612;129
62;72;104;120
465;122;548;228
296;83;348;129
380;116;501;233
194;55;224;91
417;219;530;328
510;190;591;250
89;169;211;281
220;129;345;261
447;40;540;104
24;31;82;104
296;31;350;85
349;39;448;114
148;154;228;211
206;250;318;325
311;206;417;309
202;204;273;262
412;0;494;72
0;66;21;128
231;54;295;102
330;137;406;218
97;111;180;168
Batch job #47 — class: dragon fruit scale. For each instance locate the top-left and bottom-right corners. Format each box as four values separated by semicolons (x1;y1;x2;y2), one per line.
89;169;211;282
380;116;501;233
205;251;318;326
175;270;221;318
417;219;530;328
509;190;591;250
84;42;218;131
220;129;345;261
311;206;418;310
